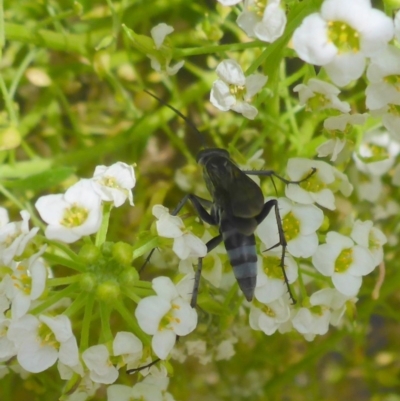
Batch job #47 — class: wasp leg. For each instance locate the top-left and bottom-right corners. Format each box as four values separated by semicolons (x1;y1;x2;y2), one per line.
255;199;296;304
172;194;214;223
242;167;316;185
140;195;216;273
126;357;161;374
191;234;223;308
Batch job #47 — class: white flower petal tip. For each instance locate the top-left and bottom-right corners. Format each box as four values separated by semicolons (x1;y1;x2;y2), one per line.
292;0;394;86
92;162;136;207
35;179;102;243
237;0;287;43
210;59;267;120
150;23;174;49
135;276;197;360
152;204;207;259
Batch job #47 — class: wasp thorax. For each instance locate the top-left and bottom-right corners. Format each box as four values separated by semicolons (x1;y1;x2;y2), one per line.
197;148;230;165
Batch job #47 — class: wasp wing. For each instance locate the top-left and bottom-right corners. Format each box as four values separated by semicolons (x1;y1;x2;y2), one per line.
205;161;264;218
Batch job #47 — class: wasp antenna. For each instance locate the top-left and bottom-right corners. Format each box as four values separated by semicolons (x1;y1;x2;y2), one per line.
270;176;278;196
143;90;207;149
126;358;160;374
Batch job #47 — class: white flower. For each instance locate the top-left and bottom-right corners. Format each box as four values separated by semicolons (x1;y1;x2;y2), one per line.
8;314;80;373
294;78;350;113
135;276;197;360
395;9;400;42
318;113;368;161
185;340;211;365
351;220;386;266
310;288;355;327
148;56;184;76
0;318;17;360
316;138;346;162
356;174;382;202
0;210;39;266
148;23;184;76
92;162;135;207
210;59;268;120
4;246;47;319
291;305;330;341
285;158;336;210
113;331;143;370
366;46;400;111
237;0;286;43
108;365;172;401
217;0;242;5
312;231;375;297
324;113;368;132
35;179;102;243
152;205;207;260
292;0;394;86
254;252;298;304
0;207;9;227
249;297;291;335
82;344;119;384
257;197;323;259
215;338;237;361
332;166;353;198
381;111;400;141
353;130;400;176
151;23;174;49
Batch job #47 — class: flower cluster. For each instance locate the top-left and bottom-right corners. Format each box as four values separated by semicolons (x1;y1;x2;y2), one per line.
35;162;135;243
2;0;399;399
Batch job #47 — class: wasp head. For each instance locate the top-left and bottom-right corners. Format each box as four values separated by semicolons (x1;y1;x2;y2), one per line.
197;148;230;166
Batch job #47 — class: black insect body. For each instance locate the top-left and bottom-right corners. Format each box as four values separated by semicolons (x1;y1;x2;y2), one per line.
172;148;298;307
143;91;315;308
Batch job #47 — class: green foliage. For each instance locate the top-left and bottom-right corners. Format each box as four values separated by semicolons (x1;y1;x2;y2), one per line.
0;1;399;401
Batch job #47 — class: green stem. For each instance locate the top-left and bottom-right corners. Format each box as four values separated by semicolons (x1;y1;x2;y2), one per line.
280;61;300;141
114;298;149;345
0;0;4;58
0;183;26;211
5;22;90;55
173;41;264;58
99;302;114;343
95;203;112;247
47;275;82;287
121;287;142;304
43;252;86;273
80;293;96;351
0;75;17;124
296;267;308;302
45;240;82;262
132;237;159;261
63;292;88;318
134;280;153;289
30;283;80;315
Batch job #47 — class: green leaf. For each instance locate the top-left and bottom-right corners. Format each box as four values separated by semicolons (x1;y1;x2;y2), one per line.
3;166;75;190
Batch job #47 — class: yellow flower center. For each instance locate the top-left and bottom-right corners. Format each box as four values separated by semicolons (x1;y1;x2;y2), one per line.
307;93;333;110
99;176;119;189
229;84;247;100
384;74;400;91
159;303;181;330
334;248;353;273
299;171;326;193
12;266;32;295
282;211;300;242
358;143;389;163
327;21;360;54
38;322;59;348
369;231;381;252
60;204;89;227
262;255;284;279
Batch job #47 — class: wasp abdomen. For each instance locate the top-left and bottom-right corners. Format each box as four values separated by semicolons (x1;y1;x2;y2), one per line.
221;222;257;302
